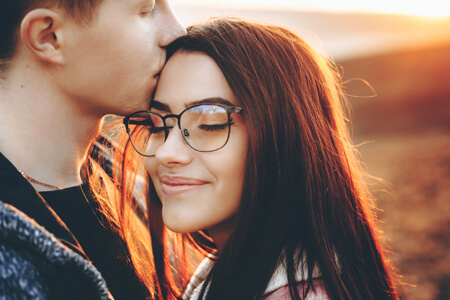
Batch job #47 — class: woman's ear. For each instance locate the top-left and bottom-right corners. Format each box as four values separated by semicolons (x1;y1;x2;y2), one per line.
20;8;64;65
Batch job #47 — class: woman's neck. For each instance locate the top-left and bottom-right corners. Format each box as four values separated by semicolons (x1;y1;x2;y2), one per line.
205;217;236;252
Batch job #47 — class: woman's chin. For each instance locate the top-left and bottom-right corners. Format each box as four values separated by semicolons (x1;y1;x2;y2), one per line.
162;212;202;234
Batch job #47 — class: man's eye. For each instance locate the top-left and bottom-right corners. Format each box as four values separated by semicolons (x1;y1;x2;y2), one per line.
141;1;156;16
141;8;153;16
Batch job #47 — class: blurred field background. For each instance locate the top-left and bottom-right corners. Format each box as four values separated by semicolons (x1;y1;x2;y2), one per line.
172;3;450;299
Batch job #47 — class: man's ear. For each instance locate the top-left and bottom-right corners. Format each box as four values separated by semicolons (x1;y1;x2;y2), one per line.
20;9;65;65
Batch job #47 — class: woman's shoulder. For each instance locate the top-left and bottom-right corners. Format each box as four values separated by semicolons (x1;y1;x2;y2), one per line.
0;201;111;299
261;279;330;300
261;254;330;300
182;255;216;300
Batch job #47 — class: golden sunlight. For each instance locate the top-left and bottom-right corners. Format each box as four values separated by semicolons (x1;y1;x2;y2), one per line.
390;5;450;17
174;0;450;18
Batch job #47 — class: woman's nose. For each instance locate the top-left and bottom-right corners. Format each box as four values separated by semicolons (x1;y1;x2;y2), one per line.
154;126;192;167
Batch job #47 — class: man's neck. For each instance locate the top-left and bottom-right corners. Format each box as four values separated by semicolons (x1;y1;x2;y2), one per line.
0;64;103;191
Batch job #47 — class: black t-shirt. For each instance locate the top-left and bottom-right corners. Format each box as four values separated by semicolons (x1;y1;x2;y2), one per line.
40;184;150;300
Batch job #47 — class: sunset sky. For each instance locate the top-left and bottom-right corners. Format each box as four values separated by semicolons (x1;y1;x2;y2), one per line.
172;0;450;17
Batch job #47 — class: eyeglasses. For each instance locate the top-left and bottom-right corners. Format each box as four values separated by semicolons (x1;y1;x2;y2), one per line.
123;103;243;157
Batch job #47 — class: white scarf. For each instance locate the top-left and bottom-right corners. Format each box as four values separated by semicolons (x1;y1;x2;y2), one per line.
182;254;322;300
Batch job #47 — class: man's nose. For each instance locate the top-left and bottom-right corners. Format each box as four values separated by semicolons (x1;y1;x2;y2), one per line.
158;3;187;48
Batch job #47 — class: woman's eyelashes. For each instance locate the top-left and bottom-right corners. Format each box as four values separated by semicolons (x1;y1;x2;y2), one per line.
198;124;229;132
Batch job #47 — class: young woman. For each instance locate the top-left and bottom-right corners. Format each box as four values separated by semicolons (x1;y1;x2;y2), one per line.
119;18;399;299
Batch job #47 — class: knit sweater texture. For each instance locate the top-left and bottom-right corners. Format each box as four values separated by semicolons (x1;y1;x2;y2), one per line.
0;152;112;300
0;201;112;299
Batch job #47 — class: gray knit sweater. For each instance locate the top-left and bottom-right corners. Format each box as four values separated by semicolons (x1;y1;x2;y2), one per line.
0;201;112;300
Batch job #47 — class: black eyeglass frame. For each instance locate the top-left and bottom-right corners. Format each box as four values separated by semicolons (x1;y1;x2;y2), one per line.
123;103;243;157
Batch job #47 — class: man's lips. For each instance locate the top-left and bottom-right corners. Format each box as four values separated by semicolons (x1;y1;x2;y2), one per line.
159;175;208;196
154;61;165;78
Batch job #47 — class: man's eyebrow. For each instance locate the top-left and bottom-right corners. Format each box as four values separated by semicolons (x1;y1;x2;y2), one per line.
150;100;171;112
138;0;154;9
186;97;235;108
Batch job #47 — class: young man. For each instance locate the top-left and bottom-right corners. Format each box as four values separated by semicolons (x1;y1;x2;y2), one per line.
0;0;185;298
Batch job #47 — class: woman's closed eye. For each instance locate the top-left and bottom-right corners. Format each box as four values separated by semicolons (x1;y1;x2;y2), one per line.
198;123;229;132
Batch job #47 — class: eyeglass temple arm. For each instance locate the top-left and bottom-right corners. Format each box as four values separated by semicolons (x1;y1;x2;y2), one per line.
123;118;154;126
228;107;242;113
126;119;153;125
123;118;154;134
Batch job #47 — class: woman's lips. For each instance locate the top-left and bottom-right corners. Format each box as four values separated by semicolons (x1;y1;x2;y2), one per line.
160;175;208;196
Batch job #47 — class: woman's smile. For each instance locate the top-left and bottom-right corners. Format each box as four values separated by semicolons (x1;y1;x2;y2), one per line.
160;174;209;196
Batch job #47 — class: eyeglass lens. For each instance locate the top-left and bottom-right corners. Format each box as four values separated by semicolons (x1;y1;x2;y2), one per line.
127;105;231;156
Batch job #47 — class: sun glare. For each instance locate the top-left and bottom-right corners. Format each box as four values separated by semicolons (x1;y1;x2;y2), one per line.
176;0;450;18
387;6;450;18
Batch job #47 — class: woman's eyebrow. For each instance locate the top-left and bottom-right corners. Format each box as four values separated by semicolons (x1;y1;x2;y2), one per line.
186;97;235;108
150;100;171;112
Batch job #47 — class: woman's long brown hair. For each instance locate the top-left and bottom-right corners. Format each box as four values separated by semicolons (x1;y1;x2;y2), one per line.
86;119;158;298
93;18;399;300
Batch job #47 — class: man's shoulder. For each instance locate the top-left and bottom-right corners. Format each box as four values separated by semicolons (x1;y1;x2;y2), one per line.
0;201;112;299
0;200;67;255
0;204;49;298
